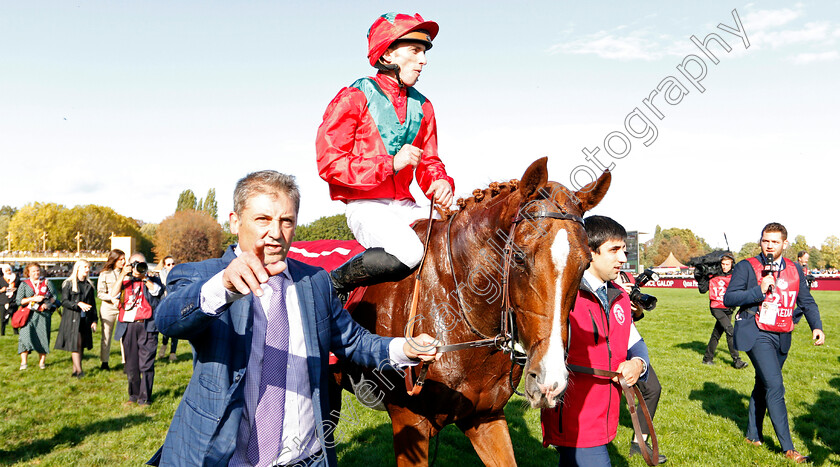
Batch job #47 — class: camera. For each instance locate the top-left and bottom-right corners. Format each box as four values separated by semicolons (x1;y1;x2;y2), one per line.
628;269;659;311
131;261;148;275
805;274;815;288
689;250;734;294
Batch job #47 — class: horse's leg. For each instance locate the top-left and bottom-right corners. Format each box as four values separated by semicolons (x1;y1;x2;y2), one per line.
389;405;433;467
458;415;517;467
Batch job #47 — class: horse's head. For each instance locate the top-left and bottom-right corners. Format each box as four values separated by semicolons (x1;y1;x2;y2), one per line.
509;158;610;408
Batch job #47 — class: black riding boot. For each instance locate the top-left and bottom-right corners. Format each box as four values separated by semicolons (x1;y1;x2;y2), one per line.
330;248;414;303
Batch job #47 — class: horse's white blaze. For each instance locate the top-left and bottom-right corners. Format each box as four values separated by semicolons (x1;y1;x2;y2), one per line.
543;228;570;390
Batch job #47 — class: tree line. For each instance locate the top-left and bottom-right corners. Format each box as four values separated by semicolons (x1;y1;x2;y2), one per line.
0;189;354;264
8;195;832;270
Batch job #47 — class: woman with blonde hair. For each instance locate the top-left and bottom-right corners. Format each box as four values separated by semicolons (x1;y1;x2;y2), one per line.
16;262;57;370
55;260;98;377
97;249;125;370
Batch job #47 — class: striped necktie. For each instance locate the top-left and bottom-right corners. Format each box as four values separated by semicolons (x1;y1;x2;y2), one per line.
246;274;290;466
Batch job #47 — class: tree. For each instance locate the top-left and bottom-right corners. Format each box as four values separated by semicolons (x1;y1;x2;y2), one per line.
787;235;810;262
8;202;69;250
176;189;198;212
294;214;355;241
820;236;840;269
202;188;218;220
736;242;760;262
155;210;223;263
221;220;237;250
0;205;16;250
62;205;149;252
140;223;158;241
640;226;710;267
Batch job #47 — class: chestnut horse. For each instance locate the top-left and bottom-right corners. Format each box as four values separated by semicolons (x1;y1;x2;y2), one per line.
335;158;610;466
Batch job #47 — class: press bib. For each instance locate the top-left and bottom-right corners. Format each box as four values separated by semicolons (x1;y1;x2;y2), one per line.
746;257;799;333
709;275;731;308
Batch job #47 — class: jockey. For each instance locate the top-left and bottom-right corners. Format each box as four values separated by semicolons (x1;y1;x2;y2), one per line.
316;12;455;298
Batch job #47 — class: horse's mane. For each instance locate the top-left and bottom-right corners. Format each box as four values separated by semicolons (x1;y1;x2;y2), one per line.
440;179;520;219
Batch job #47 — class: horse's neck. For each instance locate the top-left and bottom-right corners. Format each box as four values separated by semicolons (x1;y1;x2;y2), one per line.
446;198;519;337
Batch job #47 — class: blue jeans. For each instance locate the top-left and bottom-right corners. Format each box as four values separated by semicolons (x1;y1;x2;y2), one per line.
745;331;793;451
556;445;611;466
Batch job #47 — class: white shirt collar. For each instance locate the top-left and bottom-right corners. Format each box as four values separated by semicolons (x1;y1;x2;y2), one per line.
583;270;606;292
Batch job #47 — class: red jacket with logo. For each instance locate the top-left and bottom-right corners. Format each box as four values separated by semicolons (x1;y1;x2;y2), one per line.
708;274;732;309
316;73;454;203
541;283;634;448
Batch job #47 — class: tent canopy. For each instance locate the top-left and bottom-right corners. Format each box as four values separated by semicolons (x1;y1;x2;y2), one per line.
658;252;687;269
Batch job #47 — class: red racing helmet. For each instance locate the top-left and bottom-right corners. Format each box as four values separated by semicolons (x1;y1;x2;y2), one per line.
367;12;439;67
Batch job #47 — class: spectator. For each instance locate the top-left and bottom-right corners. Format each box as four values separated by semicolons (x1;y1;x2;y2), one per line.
156;255;178;362
796;250;809;273
114;253;164;406
55;260;98;377
16;262;58;370
0;264;19;336
97;249;126;370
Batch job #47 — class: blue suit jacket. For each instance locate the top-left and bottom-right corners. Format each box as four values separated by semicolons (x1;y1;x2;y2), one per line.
724;254;822;353
148;246;392;466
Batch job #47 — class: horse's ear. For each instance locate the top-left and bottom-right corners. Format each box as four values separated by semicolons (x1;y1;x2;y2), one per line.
520;157;549;200
574;170;611;213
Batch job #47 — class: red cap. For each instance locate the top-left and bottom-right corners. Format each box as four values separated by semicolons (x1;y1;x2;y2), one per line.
367;12;439;67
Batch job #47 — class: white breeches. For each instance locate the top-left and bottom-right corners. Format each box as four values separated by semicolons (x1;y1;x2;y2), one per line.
345;198;438;268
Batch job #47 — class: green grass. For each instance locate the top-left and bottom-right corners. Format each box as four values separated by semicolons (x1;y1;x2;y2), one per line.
1;289;838;466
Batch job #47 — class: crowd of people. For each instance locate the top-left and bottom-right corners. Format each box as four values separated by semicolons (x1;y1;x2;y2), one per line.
4;255;178;396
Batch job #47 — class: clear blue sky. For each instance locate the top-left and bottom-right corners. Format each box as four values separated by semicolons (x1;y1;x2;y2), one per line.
2;1;838;254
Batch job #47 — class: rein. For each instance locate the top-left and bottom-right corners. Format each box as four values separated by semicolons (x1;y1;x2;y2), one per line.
566;364;659;467
404;203;437;396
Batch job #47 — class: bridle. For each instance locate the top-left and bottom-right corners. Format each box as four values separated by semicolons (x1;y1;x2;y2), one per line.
403;191;584;396
440;198;585;355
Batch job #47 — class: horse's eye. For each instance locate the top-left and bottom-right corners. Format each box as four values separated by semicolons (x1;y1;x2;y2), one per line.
513;251;527;265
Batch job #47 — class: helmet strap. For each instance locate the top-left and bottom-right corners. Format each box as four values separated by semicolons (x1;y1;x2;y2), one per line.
375;59;405;88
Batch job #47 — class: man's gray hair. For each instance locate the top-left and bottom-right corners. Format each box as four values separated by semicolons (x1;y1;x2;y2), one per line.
233;170;300;215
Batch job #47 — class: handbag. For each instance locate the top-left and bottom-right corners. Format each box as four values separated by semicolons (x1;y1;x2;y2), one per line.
11;306;32;329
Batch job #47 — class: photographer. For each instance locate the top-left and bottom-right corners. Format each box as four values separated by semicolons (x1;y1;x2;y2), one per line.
695;253;748;369
616;270;667;464
114;252;164;406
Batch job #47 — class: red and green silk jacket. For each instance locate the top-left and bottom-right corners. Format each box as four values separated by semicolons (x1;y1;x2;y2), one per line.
316;73;454;203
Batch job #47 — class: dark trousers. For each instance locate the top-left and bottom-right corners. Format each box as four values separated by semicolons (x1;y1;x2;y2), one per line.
122;322;157;404
704;307;741;362
556;444;611;467
745;331;793;451
160;334;178;354
635;364;660;436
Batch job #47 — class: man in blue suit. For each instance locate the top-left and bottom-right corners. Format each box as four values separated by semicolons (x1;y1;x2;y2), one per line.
149;170;438;467
724;222;825;464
